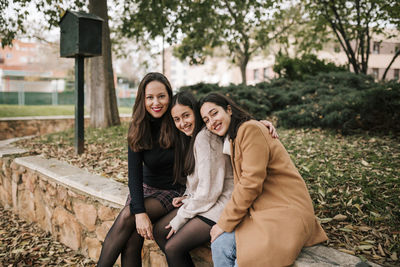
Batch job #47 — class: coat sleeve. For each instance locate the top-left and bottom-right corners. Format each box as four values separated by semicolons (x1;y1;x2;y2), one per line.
218;122;270;232
169;130;226;231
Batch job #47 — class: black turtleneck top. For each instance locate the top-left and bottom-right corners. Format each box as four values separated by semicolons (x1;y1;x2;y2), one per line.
128;118;176;214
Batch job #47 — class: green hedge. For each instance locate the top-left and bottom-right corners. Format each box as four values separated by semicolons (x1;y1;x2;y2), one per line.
179;72;400;133
273;53;347;81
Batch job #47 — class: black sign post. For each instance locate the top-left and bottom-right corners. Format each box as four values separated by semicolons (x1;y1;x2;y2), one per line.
59;10;103;154
75;56;84;154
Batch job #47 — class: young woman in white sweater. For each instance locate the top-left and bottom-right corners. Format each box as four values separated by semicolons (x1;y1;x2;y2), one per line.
153;91;233;266
153;91;277;266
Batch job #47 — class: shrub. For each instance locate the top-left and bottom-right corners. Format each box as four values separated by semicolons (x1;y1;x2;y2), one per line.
358;82;400;132
273;72;399;133
273;53;347;81
178;71;400;133
180;83;271;119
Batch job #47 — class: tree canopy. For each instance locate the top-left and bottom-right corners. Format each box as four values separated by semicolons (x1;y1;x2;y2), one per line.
120;0;298;85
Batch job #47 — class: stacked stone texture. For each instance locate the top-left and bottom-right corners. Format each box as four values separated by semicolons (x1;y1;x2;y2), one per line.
0;155;212;266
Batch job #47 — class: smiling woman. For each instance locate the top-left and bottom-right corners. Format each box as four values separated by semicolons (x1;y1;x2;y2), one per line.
199;93;327;267
152;91;235;266
97;72;184;267
171;103;196;136
144;81;170;119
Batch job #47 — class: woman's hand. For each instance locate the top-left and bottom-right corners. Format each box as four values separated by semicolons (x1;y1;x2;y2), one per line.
172;196;186;207
260;120;279;138
135;213;154;240
210;224;224;243
165;223;176;239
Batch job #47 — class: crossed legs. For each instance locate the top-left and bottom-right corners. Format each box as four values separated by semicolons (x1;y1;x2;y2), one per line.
153;209;212;267
97;197;167;267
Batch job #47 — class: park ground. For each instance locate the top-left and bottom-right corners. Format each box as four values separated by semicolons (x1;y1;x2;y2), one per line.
0;205;96;266
10;121;399;267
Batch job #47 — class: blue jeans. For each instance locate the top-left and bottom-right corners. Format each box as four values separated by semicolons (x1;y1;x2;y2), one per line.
211;231;238;267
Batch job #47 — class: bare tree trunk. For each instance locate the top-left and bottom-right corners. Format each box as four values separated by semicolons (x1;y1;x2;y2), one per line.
239;53;249;85
88;0;120;128
240;61;247;85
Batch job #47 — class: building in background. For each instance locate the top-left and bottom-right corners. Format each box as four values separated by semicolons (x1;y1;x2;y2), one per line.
0;40;72;94
161;31;400;87
0;40;136;107
318;30;400;81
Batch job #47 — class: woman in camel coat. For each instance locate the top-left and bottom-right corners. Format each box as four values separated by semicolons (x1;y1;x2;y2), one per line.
200;93;328;267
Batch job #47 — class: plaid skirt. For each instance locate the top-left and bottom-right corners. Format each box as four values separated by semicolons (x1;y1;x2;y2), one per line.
126;183;185;212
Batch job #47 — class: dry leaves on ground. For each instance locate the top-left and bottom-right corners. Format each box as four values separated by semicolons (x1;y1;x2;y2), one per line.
0;205;95;266
15;125;400;267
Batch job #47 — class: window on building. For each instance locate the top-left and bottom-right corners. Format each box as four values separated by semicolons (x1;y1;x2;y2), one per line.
372;68;379;79
334;45;341;53
0;54;3;64
395;44;400;54
253;69;259;81
372;42;380;54
394;69;399;80
6;53;12;59
263;67;268;79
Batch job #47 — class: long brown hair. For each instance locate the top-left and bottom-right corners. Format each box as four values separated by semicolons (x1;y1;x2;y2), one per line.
128;72;174;151
199;93;253;140
171;91;204;183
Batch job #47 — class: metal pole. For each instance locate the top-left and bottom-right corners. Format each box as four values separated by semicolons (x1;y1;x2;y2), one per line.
75;56;84;154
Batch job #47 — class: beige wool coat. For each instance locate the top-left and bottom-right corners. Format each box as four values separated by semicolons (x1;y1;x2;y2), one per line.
217;120;328;267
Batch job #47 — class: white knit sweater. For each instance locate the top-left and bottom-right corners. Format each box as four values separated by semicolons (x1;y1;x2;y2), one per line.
169;128;234;231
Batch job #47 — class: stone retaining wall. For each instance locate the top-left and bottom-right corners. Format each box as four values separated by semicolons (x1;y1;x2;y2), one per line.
0;148;212;266
0;139;380;267
0;115;131;140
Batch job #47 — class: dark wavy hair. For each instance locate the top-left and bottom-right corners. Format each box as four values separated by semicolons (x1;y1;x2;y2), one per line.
171;91;204;182
128;72;174;152
199;93;253;140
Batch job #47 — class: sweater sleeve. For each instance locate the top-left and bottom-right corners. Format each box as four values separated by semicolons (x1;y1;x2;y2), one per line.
218;122;269;232
169;130;226;231
127;145;146;214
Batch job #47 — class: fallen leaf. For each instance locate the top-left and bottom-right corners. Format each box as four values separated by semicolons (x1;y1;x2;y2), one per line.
339;248;355;255
358;245;374;250
333;214;347;221
391;252;398;261
378;243;385;256
361;159;369;166
319;218;333;223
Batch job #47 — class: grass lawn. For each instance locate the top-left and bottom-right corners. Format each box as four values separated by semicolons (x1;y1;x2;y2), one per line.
0;104;132;117
16;125;400;266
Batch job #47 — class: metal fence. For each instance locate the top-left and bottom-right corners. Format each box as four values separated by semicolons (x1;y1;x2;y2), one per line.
0;91;135;107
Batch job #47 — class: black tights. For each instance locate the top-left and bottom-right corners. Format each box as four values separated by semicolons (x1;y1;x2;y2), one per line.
97;197;167;267
153;208;212;267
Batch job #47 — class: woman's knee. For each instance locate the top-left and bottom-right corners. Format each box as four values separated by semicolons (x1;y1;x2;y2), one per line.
211;232;236;256
164;240;184;257
116;206;136;228
153;223;165;242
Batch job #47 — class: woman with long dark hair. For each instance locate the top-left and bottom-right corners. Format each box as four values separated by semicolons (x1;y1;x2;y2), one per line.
153;92;278;266
152;91;234;266
199;93;328;267
97;73;185;266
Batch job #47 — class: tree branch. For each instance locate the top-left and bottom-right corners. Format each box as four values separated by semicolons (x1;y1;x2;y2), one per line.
382;49;400;80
